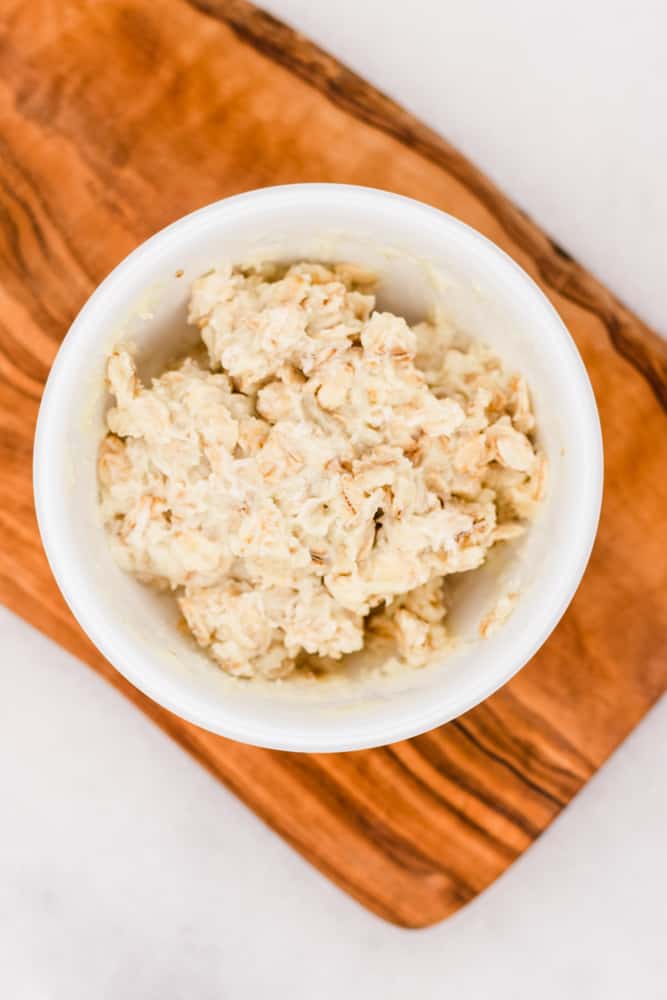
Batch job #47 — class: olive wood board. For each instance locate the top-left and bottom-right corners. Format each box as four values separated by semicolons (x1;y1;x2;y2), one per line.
0;0;665;927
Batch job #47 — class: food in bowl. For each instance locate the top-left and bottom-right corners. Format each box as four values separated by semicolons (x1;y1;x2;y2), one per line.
98;260;546;680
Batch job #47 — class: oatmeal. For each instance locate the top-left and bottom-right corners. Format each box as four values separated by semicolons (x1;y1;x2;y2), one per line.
98;262;546;679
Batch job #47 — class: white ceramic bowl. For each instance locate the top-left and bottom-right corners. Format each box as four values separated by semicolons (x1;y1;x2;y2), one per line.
34;184;602;752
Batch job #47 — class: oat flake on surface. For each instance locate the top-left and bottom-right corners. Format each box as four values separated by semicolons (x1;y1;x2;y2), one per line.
99;262;546;679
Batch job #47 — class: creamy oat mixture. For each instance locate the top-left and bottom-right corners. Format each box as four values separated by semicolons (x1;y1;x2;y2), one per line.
98;262;546;679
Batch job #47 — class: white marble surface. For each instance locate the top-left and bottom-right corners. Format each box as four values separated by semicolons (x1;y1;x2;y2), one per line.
3;1;666;996
264;0;667;337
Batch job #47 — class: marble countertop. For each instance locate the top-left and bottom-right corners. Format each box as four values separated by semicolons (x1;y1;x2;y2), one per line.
3;1;665;996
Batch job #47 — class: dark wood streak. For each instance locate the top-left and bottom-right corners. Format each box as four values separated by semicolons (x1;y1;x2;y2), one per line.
455;695;596;796
0;174;50;261
451;721;568;810
383;745;523;855
549;240;575;264
0;187;29;274
0;322;51;388
0;354;43;402
186;0;667;412
0;194;75;340
411;733;546;839
0;139;98;289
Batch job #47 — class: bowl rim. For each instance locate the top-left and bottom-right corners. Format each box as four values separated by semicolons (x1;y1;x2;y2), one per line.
33;183;604;752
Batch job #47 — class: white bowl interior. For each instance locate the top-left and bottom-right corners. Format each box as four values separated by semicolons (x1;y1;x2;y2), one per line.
34;186;602;751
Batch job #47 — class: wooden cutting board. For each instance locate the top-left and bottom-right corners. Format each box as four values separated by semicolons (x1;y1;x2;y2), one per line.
1;0;666;928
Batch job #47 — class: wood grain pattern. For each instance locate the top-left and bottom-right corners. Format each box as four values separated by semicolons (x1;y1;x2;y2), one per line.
1;0;666;928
